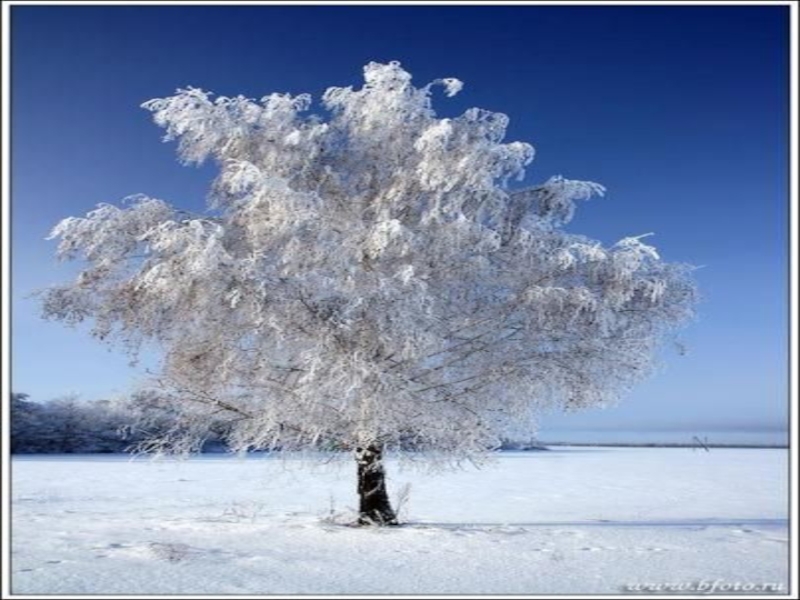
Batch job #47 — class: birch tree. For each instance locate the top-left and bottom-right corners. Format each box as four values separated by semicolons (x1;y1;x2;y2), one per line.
42;61;696;525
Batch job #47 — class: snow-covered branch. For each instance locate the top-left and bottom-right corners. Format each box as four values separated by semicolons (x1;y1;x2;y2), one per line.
43;61;696;465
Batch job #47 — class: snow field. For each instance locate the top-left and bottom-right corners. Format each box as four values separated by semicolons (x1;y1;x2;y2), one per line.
10;447;789;595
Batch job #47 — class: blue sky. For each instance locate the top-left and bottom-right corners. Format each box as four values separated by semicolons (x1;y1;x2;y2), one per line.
10;5;790;441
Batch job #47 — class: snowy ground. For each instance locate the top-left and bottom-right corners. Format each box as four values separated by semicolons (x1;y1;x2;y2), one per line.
10;447;789;595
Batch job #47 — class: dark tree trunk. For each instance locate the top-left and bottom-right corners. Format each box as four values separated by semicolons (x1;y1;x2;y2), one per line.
356;443;398;526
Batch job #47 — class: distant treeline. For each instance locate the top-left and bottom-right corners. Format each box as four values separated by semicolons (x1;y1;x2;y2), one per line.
11;392;148;454
9;392;231;454
539;441;787;449
10;393;544;454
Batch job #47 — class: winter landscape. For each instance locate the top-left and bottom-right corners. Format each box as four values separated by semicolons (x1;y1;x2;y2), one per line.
11;447;788;595
8;5;792;598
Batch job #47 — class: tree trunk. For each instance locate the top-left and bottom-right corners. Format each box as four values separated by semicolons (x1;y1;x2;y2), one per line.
356;443;398;526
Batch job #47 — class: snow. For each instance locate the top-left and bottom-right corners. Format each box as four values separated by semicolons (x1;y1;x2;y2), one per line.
10;447;789;595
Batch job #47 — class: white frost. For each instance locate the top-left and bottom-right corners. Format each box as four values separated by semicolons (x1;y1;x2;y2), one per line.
42;61;696;463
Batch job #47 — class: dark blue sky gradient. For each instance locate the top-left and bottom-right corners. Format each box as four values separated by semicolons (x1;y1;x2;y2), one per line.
11;5;789;439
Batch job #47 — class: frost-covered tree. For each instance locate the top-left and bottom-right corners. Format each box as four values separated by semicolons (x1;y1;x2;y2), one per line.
42;61;695;525
11;393;149;454
10;392;41;453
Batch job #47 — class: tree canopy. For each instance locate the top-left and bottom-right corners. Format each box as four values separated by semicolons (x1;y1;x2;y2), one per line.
43;61;696;462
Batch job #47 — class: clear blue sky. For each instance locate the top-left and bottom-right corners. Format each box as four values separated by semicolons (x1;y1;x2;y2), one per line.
10;5;790;441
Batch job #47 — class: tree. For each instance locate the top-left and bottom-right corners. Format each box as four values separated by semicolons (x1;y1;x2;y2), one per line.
80;398;136;453
42;61;696;525
11;393;90;453
40;395;90;453
10;392;40;453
